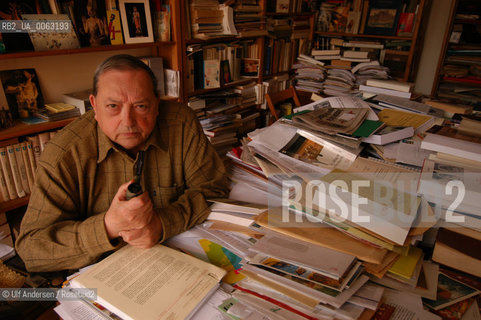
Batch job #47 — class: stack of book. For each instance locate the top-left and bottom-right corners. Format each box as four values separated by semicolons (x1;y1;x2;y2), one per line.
200;112;241;156
293;55;326;94
352;60;390;85
33;103;80;121
266;18;291;38
233;0;267;38
359;79;414;99
323;68;356;96
189;0;236;39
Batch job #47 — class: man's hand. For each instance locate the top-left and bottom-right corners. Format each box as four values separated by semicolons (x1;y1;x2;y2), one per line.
119;214;162;248
104;181;162;248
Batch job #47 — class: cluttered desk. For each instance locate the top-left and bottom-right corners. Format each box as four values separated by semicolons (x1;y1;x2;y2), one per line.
2;94;481;319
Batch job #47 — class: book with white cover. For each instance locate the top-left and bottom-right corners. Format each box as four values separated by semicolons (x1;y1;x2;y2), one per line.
70;244;226;320
372;94;431;114
62;89;92;114
343;50;369;59
366;79;414;93
208;198;267;215
207;210;256;227
311;49;341;56
421;133;481;163
248;234;357;280
140;56;165;97
362;125;414;145
359;84;411;99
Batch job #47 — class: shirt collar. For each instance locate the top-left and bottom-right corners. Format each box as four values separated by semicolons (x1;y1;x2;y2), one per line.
96;120;167;164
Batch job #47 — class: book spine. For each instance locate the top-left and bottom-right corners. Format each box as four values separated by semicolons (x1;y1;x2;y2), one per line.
26;138;40;172
0;148;17;200
6;145;26;198
21;142;35;191
13;143;30;194
0;165;10;201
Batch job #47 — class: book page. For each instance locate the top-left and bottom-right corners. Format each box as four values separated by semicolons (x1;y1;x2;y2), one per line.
71;244;226;320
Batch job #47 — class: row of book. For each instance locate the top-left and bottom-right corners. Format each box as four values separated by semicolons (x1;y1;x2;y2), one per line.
190;82;262;155
0;0;171;54
293;55;390;96
185;35;309;95
186;0;315;41
0;131;55;202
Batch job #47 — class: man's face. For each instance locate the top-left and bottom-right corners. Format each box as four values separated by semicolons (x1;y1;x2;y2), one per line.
90;69;159;154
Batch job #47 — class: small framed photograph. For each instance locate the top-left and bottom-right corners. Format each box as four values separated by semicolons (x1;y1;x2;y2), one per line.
119;0;154;44
0;68;44;119
241;58;260;78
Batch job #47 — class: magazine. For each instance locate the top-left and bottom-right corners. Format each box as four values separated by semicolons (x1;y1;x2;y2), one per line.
292;107;368;135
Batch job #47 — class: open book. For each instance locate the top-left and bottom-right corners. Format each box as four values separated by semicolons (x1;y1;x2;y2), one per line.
69;244;226;320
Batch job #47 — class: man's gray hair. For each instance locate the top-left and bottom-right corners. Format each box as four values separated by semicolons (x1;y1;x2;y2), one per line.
92;54;159;98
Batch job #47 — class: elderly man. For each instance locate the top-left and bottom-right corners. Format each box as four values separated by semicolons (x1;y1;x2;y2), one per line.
16;54;229;272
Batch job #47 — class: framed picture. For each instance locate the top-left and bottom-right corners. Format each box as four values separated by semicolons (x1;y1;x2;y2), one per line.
73;0;111;47
364;0;403;36
119;0;154;44
241;58;260;78
0;68;44;119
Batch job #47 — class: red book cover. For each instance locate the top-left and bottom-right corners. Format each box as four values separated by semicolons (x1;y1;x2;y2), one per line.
397;12;415;36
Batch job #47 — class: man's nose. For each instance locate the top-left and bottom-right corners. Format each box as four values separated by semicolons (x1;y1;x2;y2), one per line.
121;105;135;126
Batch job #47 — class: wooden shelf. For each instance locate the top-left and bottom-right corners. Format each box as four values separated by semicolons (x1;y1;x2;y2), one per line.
384;49;410;56
262;71;291;80
0;196;29;213
454;19;481;25
0;42;174;59
315;31;413;41
0;118;77;141
186;37;238;45
265;12;314;17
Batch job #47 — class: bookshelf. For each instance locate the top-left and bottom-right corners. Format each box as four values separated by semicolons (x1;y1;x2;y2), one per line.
431;0;481;105
314;0;431;82
176;0;315;131
0;0;183;214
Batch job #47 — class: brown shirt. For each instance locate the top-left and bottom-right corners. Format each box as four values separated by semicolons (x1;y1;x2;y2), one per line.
15;102;229;272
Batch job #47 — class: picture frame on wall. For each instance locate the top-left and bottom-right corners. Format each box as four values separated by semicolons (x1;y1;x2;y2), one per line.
119;0;154;44
364;0;403;36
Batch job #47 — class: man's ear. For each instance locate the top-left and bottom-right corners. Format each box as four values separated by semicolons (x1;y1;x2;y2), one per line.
89;94;97;119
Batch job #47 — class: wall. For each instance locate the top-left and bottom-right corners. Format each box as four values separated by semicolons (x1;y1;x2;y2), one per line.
414;0;454;95
0;47;152;109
